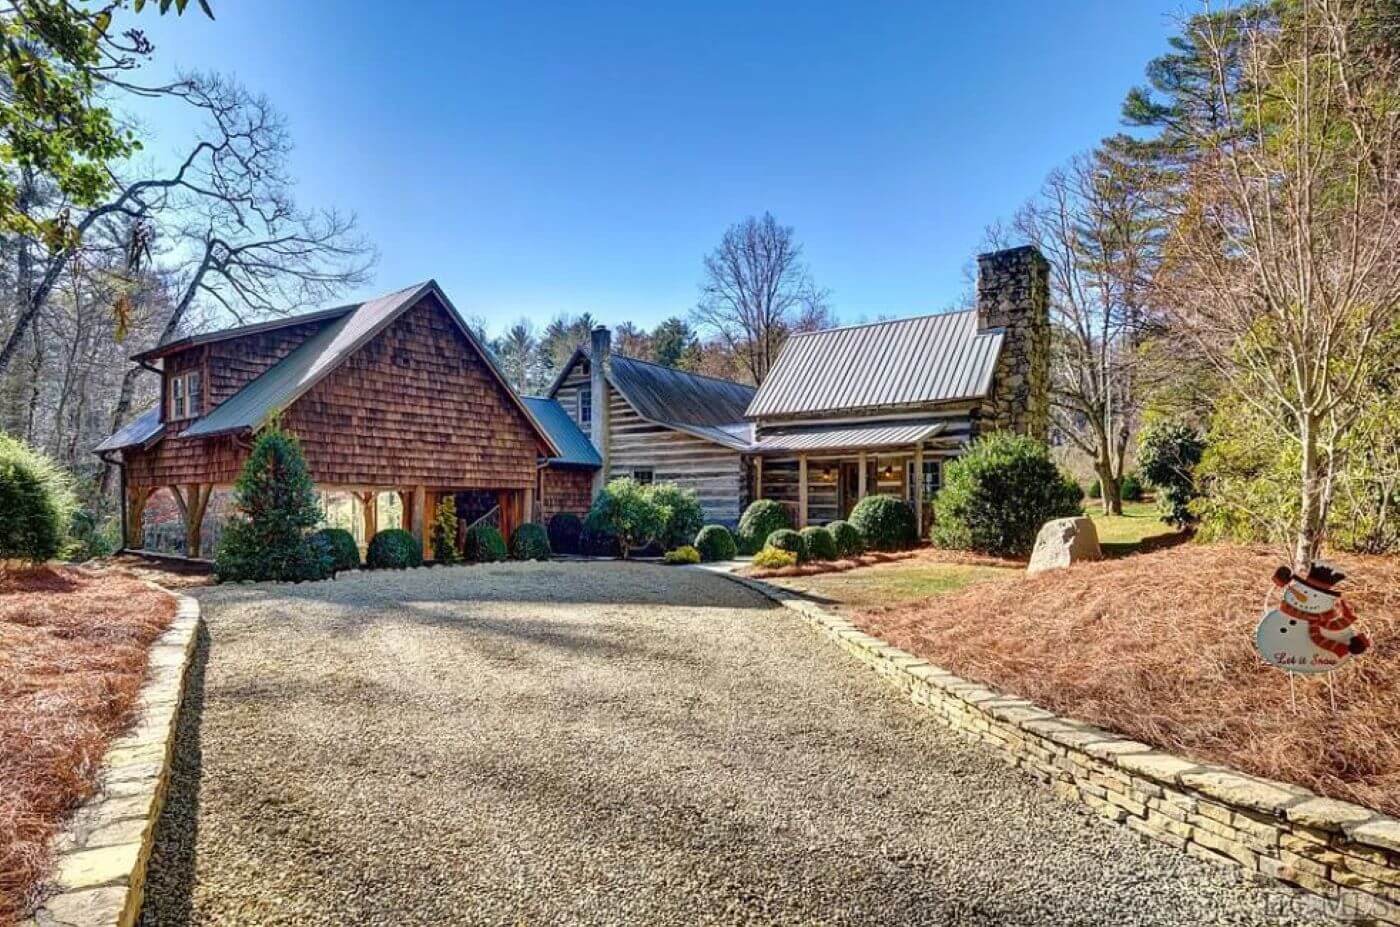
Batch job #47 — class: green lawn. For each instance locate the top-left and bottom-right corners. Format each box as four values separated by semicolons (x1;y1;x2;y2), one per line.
1087;500;1179;557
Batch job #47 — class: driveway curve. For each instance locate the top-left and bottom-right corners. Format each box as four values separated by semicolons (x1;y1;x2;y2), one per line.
139;562;1325;926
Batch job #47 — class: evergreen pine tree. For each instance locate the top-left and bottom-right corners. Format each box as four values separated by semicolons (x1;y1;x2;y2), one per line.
431;495;462;564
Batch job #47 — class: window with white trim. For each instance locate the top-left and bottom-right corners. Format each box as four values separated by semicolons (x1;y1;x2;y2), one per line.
168;371;202;420
577;387;592;427
907;458;942;499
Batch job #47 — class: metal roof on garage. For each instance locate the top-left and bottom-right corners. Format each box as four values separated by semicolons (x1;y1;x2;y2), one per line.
751;420;946;454
746;310;1003;419
522;396;601;467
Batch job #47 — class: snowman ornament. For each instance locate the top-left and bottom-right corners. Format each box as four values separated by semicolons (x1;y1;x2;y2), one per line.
1255;563;1370;674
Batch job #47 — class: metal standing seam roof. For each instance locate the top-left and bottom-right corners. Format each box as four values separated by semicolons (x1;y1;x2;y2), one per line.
164;280;559;457
521;397;601;467
92;404;163;453
751;421;947;454
746;310;1004;419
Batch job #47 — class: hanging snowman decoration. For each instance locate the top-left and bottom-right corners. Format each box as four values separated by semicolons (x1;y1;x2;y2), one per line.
1255;563;1370;674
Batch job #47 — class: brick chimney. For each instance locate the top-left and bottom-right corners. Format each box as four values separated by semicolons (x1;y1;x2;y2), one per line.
975;245;1049;440
589;325;611;491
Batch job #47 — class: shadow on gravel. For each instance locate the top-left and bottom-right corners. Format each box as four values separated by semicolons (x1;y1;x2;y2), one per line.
137;622;209;927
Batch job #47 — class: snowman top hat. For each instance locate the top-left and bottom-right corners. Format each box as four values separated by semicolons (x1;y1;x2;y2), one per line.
1272;562;1346;592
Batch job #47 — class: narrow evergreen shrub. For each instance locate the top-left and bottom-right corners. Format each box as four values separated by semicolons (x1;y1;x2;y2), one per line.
693;524;737;562
465;524;508;562
548;512;583;555
510;522;551;561
662;545;701;565
312;527;360;573
751;547;798;570
738;499;791;553
0;432;76;563
214;425;332;582
1138;420;1205;529
431;496;463;564
827;520;863;558
366;528;422;569
765;528;807;562
800;525;837;561
849;494;917;551
931;432;1083;557
647;482;704;550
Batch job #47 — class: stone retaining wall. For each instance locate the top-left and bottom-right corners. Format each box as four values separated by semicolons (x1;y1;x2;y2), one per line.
714;569;1400;925
24;589;201;927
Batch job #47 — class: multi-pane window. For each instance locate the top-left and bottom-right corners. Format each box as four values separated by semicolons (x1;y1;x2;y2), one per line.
633;468;654;485
908;459;941;498
168;371;202;420
578;387;592;427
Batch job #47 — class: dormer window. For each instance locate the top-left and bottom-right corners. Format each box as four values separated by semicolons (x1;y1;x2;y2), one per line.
577;386;592;427
169;371;202;421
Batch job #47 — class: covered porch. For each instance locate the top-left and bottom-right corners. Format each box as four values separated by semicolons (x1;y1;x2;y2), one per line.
747;420;961;537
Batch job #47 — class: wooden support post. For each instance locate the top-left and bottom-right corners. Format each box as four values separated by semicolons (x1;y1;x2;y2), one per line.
126;486;153;549
523;487;535;524
754;456;764;501
421;490;438;560
185;484;212;559
798;455;809;529
361;492;378;541
857;452;867;500
410;485;426;550
913;444;925;539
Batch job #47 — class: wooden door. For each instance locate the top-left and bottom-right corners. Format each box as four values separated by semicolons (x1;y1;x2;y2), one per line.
839;462;860;518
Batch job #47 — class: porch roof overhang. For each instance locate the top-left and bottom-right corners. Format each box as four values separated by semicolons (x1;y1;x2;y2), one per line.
751;421;946;455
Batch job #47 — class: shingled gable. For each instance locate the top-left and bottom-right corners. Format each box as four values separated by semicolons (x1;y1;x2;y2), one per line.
174;280;559;457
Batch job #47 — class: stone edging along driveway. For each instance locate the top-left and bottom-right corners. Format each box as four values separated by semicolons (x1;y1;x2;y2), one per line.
698;566;1400;926
23;587;201;927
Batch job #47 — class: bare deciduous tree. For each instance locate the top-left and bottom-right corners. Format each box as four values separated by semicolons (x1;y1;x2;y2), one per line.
692;212;829;384
1154;0;1400;568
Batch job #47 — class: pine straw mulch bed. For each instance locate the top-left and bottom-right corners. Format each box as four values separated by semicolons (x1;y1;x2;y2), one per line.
853;544;1400;817
744;546;1024;580
0;565;177;923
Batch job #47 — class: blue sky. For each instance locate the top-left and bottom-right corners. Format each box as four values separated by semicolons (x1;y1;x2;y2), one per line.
131;1;1180;333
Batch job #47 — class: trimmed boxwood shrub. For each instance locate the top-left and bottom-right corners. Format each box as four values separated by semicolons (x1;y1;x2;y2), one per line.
827;519;863;558
0;432;76;563
510;522;551;561
1121;472;1144;502
662;545;701;565
765;528;807;562
648;482;704;551
366;528;422;569
693;524;737;562
465;524;508;562
738;499;791;553
931;432;1083;557
800;525;837;561
580;520;622;557
548;512;583;555
849;494;917;551
312;527;360;573
751;547;797;570
215;424;332;583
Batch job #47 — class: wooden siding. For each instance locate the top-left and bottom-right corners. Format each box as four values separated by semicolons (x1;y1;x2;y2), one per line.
203;319;335;410
606;391;745;525
554;362;590;430
123;294;544;490
540;466;593;519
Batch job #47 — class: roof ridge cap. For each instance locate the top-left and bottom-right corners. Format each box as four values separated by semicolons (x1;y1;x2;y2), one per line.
787;308;974;339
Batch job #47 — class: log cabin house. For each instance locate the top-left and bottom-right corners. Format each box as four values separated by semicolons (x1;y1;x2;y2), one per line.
96;245;1048;558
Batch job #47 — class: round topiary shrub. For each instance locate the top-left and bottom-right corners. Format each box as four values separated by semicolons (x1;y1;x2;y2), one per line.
738;499;792;553
647;483;704;551
1121;472;1144;502
465;524;508;562
312;527;360;573
693;524;737;562
931;432;1084;557
0;433;76;564
765;528;807;562
800;525;837;561
510;522;551;561
366;528;422;569
662;545;701;565
579;520;621;557
1087;478;1101;499
849;494;917;551
827;520;863;558
547;512;583;555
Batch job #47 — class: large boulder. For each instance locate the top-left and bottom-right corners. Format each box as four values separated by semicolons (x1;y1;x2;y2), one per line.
1027;517;1102;575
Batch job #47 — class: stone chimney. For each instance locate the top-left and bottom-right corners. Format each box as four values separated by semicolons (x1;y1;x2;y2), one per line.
975;245;1049;440
589;325;611;491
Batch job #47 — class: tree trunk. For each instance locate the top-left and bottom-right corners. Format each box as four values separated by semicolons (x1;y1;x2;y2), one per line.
1294;413;1328;572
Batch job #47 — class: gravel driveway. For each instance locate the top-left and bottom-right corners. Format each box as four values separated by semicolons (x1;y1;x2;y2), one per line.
139;562;1327;926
